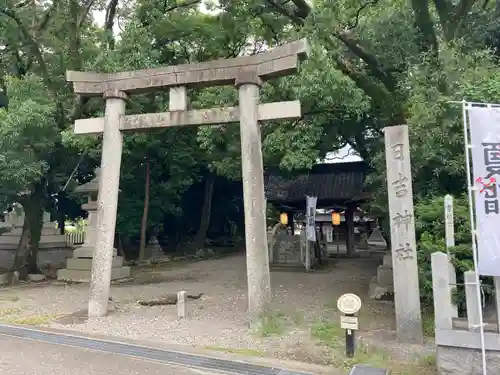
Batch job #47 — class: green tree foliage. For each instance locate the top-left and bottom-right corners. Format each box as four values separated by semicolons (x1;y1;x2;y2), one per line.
0;75;57;203
1;0;500;298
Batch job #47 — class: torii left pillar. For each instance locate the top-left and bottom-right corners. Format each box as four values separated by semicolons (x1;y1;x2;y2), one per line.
89;90;127;317
237;70;271;323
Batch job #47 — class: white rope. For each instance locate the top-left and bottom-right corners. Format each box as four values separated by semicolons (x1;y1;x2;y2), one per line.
449;100;500;107
468;323;488;330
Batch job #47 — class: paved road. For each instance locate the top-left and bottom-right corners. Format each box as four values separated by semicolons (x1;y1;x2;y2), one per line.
0;335;222;375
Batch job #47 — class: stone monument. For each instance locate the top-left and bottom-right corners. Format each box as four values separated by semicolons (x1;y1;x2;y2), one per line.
367;226;387;248
384;125;423;343
66;39;309;321
368;226;393;299
145;235;167;262
0;206;72;270
267;223;302;266
369;253;394;299
57;168;131;282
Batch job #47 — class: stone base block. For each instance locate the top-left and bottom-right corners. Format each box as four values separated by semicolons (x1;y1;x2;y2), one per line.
367;240;387;249
145;244;164;259
437;346;500;375
0;234;65;245
73;247;117;258
57;266;131;282
369;276;394;300
0;247;73;271
383;253;392;266
65;257;124;271
376;264;394;286
28;274;46;282
150;257;170;265
151;250;165;260
0;273;8;285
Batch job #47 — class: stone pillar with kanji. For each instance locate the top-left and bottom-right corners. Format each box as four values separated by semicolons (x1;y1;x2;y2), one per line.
384;125;423;344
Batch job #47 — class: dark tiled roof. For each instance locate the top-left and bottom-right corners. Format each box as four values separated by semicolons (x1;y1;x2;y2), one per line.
264;162;369;204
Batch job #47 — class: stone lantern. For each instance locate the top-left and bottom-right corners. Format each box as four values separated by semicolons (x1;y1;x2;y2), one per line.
57;168;131;282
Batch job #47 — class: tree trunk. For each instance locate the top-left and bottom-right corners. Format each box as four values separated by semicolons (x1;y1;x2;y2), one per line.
25;198;43;274
58;213;65;235
380;217;392;248
138;159;150;261
193;172;215;252
8;216;30;283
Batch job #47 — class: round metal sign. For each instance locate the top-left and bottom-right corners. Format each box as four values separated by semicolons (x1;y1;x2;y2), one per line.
337;293;362;315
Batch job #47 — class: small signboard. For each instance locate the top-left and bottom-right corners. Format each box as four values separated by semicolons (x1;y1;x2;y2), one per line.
337;293;362;358
337;293;362;315
341;315;359;330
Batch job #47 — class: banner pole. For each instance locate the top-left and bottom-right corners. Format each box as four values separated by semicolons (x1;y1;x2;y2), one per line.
462;100;487;375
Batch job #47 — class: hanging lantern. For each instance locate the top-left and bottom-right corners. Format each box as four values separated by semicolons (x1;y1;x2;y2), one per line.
332;212;341;226
280;212;288;225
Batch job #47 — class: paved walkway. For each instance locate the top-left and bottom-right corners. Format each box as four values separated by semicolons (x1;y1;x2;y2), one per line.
0;336;220;375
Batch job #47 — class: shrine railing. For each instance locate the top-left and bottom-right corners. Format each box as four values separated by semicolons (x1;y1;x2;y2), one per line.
65;231;85;246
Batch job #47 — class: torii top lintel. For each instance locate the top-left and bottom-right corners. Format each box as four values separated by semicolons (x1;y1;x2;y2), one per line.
66;39;309;97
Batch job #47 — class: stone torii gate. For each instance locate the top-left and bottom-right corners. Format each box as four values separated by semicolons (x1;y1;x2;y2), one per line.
66;39;309;324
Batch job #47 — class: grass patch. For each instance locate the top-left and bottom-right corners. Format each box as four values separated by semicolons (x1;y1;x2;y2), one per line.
419;354;437;368
252;309;306;337
254;311;286;337
421;308;435;338
312;321;390;368
311;321;344;346
291;310;305;325
0;307;21;317
0;295;20;302
1;313;58;326
204;346;264;357
311;320;437;375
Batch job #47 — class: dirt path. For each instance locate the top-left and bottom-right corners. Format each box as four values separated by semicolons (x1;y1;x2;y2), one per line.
0;253;435;373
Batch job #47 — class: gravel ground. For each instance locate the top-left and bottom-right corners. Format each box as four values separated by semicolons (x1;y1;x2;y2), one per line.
0;253;434;366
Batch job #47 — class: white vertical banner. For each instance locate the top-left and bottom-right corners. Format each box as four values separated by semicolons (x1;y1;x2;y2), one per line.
306;196;317;241
325;225;333;243
468;106;500;276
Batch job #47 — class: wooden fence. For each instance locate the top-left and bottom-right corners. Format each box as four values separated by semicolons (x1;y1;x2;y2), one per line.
431;252;500;374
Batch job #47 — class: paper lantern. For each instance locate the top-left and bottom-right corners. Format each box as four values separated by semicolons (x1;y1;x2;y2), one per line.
332;212;341;226
280;212;288;225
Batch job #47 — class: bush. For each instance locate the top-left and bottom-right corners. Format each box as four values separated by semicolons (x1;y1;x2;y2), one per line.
415;195;493;311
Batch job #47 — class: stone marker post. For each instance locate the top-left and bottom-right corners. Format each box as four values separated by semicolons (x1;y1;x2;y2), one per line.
177;291;186;319
237;71;271;319
431;252;453;330
444;194;458;317
444;195;455;249
89;90;127;317
384;125;423;343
